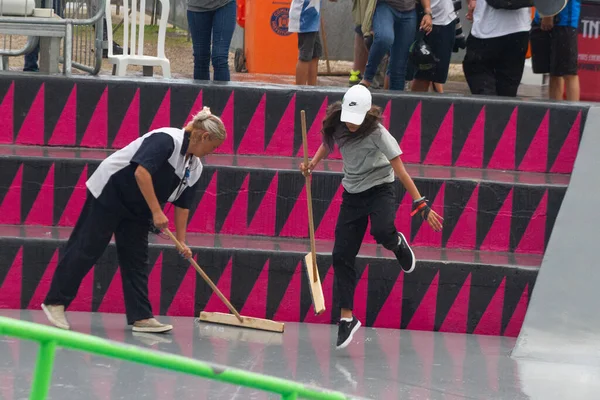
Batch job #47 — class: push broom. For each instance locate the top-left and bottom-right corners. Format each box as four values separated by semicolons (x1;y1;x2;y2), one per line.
300;110;326;315
163;228;284;333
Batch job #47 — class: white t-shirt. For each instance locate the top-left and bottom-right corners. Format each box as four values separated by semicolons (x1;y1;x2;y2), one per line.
470;0;531;39
431;0;457;26
288;0;321;33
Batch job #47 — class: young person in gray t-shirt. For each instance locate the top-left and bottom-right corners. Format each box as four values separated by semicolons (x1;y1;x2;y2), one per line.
300;84;443;349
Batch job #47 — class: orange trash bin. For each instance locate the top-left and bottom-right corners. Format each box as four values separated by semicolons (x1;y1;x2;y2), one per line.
244;0;298;75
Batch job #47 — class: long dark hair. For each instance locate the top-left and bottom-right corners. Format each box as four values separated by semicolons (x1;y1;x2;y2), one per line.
321;101;383;152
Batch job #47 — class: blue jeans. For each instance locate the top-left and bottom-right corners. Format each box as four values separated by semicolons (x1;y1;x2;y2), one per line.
187;1;236;81
363;2;417;91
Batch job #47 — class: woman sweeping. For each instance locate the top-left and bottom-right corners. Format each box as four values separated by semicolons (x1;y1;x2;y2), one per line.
41;107;226;333
300;85;443;349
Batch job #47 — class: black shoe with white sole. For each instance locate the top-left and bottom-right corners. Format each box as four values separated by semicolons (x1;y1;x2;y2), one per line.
336;317;361;349
393;232;416;273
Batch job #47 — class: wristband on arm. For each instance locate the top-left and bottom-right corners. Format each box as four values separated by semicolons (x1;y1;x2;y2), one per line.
410;197;432;220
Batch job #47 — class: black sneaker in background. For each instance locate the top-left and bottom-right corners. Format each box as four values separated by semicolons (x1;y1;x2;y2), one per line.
336;317;361;349
394;232;416;273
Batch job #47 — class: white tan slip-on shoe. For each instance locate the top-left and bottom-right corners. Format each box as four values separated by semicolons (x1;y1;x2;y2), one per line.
132;318;173;333
41;304;71;330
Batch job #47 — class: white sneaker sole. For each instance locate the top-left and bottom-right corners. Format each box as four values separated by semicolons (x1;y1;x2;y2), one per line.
398;232;416;274
132;324;173;333
336;319;362;350
41;304;70;330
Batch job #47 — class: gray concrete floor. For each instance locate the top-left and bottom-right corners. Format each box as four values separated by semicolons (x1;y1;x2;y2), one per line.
2;310;600;399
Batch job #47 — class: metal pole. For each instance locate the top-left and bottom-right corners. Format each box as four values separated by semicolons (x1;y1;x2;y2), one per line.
64;21;72;75
29;341;57;400
0;316;350;400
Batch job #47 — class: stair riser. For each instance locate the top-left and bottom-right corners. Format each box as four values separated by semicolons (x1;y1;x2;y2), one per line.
0;237;537;337
0;158;566;254
0;75;587;173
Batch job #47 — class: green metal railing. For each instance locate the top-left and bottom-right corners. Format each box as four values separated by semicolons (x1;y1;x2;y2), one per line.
0;316;351;400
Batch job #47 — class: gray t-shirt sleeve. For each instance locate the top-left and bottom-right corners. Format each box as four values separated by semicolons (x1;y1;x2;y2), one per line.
371;125;402;161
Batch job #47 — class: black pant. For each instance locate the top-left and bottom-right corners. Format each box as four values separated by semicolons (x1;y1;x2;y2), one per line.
332;183;399;311
462;31;529;97
45;191;153;325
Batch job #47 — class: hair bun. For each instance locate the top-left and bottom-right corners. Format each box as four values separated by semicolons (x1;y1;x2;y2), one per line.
194;107;212;122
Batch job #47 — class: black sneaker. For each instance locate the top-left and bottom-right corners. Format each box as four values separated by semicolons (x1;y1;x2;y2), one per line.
393;232;416;273
336;317;361;350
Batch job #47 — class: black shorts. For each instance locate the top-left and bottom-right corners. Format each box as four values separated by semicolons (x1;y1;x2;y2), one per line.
414;21;456;84
297;31;323;62
530;25;578;76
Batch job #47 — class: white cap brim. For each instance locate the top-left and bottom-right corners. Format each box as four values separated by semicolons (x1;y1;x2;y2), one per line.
340;109;366;125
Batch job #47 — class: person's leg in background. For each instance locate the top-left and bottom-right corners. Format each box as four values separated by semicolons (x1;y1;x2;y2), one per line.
386;9;417;91
405;5;423;91
495;31;528;97
360;2;395;88
308;33;323;85
23;46;40;72
23;0;45;72
462;35;500;96
296;32;320;85
550;26;580;101
412;20;456;93
43;193;120;329
87;0;123;59
210;1;236;81
350;25;369;86
529;24;554;95
187;9;215;80
562;76;580;101
115;218;172;332
332;191;368;349
405;60;415;90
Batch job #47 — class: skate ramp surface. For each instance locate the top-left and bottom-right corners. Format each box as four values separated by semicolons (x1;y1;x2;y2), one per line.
512;106;600;365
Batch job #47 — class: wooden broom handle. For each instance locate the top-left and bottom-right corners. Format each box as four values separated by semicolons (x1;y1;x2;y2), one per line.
300;111;318;282
163;228;243;322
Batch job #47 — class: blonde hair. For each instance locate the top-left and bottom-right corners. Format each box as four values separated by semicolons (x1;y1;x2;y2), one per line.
185;106;227;141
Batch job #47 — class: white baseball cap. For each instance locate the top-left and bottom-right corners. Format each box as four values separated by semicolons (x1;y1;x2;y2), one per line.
340;84;372;126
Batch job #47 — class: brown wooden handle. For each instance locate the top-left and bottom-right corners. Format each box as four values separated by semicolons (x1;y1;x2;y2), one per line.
164;229;243;322
300;111;318;282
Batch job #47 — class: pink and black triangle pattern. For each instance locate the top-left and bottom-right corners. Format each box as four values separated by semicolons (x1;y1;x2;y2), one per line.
0;76;588;174
0;158;566;255
0;240;536;337
0;73;590;341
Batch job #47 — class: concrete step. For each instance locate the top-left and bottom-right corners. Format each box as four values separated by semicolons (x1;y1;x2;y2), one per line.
0;224;539;336
0;74;588;173
0;147;568;254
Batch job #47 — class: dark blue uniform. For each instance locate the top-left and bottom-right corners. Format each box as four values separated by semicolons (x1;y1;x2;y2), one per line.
45;128;202;324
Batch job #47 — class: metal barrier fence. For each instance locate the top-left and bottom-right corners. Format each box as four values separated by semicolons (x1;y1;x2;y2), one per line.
0;0;105;75
0;316;351;400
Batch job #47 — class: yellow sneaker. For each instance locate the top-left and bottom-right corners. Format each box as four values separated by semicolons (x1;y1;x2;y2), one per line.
349;70;362;86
